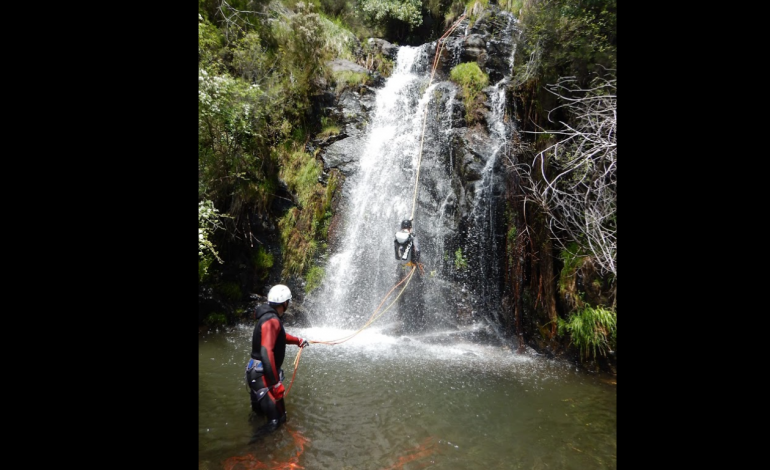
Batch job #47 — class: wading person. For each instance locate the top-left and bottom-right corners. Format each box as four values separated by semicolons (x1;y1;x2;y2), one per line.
245;284;309;438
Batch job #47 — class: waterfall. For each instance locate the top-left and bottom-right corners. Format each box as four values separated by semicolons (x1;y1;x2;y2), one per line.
306;12;519;339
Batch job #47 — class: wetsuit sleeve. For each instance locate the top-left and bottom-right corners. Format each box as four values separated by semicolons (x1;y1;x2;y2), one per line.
285;333;302;346
412;235;420;262
394;237;400;260
259;317;282;386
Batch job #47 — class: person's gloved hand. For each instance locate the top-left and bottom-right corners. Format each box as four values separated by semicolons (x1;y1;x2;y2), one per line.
299;338;309;348
269;382;285;401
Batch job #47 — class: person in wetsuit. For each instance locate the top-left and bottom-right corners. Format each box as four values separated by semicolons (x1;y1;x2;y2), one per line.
245;284;309;436
393;218;425;333
394;218;420;264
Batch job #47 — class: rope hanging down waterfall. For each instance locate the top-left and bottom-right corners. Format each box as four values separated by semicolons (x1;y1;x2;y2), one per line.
286;12;468;396
409;12;467;221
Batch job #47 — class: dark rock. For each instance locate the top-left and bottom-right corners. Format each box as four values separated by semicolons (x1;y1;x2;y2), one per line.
367;38;398;60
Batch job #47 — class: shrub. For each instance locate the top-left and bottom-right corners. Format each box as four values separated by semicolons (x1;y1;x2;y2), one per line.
557;306;616;361
449;62;489;124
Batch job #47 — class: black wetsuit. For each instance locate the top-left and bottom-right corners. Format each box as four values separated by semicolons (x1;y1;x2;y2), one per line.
393;229;425;332
394;229;420;263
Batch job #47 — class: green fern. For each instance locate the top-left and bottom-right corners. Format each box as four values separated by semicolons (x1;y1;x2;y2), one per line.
557;306;616;361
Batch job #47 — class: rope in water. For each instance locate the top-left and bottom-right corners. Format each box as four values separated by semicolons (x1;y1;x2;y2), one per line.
286;264;417;395
286;13;468;396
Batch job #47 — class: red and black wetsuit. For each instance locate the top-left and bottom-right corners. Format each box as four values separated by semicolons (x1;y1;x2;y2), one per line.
246;304;303;420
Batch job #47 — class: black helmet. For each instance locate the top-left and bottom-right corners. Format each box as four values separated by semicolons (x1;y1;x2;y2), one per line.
401;219;412;229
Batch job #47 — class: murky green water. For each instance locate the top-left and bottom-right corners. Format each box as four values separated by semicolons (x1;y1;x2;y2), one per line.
199;324;616;470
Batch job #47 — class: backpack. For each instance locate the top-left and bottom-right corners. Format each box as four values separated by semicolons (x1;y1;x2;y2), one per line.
395;229;413;261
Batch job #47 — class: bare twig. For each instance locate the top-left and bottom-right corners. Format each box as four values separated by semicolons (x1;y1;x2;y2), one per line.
516;72;617;277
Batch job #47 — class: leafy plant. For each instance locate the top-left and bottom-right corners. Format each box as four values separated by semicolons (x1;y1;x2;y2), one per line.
556;306;616;361
357;0;423;30
199;199;225;281
454;247;468;270
231;31;269;85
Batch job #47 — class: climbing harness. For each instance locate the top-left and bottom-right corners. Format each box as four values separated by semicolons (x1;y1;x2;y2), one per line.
396;229;414;261
245;359;285;401
284;12;468;396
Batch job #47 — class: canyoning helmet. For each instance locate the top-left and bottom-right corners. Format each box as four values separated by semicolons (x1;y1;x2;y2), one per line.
267;284;292;304
401;219;412;229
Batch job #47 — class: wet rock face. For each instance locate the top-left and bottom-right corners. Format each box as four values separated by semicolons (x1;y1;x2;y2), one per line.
317;5;516;176
312;3;519;248
367;38;398;60
311;5;517;320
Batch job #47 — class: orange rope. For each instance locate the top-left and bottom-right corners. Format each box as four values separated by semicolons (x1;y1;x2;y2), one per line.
411;12;467;220
311;264;417;345
285;265;417;396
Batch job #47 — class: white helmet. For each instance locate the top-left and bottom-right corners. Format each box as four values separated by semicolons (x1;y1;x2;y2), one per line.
267;284;292;304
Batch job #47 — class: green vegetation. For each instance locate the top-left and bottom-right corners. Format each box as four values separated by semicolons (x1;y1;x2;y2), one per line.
198;1;617;373
318;116;341;139
204;312;228;327
454;247;468;270
199;200;225;282
333;70;370;94
361;41;394;76
449;62;489;124
464;0;489;27
505;0;616;366
198;1;343;318
558;242;585;306
555;242;616;363
217;281;243;301
305;265;325;293
439;0;466;28
358;0;423;31
557;305;616;361
319;13;363;62
252;246;274;281
497;0;524;16
513;0;616;120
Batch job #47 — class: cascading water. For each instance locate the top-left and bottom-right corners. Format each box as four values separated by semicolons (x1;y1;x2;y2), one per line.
305;12;520;340
199;12;616;469
305;44;448;332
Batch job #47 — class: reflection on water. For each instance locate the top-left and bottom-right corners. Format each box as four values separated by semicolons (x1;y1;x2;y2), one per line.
199;324;616;469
